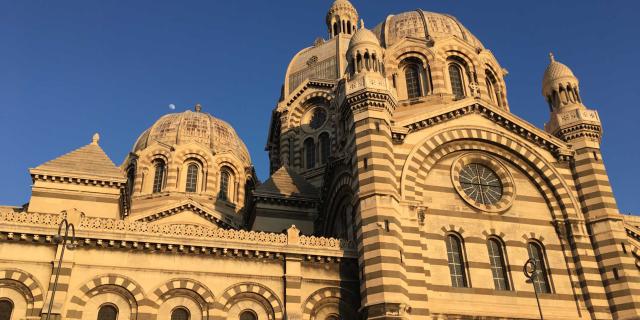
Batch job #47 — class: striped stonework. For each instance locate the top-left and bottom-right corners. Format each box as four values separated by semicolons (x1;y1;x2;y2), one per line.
345;81;413;318
148;278;216;319
570;147;640;318
0;269;44;318
400;126;614;318
65;274;146;320
214;282;284;320
301;287;359;320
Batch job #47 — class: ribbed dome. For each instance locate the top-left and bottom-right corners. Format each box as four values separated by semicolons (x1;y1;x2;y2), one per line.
326;0;358;25
133;107;251;164
349;27;380;49
543;54;576;85
373;10;484;49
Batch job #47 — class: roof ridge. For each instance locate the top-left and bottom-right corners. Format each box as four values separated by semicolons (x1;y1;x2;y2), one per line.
31;141;125;181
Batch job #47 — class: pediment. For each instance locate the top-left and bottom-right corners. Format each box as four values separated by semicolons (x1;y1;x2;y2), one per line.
392;101;573;160
133;199;233;228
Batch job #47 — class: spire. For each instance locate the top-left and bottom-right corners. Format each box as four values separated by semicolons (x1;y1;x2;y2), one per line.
549;52;555;62
194;103;202;112
360;19;364;29
92;133;100;145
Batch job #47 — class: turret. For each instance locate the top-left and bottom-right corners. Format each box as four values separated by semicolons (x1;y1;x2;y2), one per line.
326;0;358;38
346;22;385;78
543;53;601;148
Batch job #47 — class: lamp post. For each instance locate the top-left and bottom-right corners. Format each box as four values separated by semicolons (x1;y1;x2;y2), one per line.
45;218;76;320
523;258;544;320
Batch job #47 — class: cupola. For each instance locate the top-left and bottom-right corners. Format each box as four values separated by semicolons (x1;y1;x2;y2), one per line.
346;22;384;77
542;53;583;112
326;0;358;38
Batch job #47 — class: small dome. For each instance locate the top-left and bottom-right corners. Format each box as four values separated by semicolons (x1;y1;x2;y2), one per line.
349;27;381;49
133;107;251;164
326;0;358;25
543;53;576;85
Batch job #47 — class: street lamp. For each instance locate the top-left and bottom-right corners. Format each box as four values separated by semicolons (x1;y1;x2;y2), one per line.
523;258;544;320
45;218;76;320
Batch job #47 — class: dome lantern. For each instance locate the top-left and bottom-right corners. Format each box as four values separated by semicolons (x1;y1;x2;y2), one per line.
542;53;583;112
326;0;358;38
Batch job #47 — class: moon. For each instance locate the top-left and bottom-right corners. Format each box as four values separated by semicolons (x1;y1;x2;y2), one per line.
168;104;176;110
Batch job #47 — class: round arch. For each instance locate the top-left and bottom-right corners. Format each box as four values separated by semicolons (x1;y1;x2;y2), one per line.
216;282;283;320
0;269;44;318
148;278;215;320
400;126;581;222
65;274;145;320
302;287;359;320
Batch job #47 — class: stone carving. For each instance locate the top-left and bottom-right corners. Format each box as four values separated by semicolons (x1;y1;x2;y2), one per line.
0;210;355;251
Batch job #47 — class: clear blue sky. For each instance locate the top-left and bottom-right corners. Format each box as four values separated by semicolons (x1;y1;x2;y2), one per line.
1;1;638;214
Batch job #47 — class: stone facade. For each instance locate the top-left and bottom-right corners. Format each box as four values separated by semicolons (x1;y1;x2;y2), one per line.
1;1;639;320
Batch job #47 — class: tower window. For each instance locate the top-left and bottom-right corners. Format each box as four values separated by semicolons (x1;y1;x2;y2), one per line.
446;234;468;288
171;307;190;320
527;242;551;293
319;133;330;164
152;159;166;193
405;65;421;99
304;138;315;169
219;168;231;201
449;64;465;99
185;163;198;193
97;304;118;320
0;300;13;320
487;238;510;290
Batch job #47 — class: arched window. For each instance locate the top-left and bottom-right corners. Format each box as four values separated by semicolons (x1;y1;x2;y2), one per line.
219;168;231;201
326;315;341;320
240;310;258;320
185;163;199;193
405;65;421;99
445;234;468;288
319;133;330;165
97;304;118;320
528;242;551;293
485;71;502;107
0;299;13;320
347;21;351;34
171;307;190;320
449;64;465;99
304;138;315;169
487;238;510;290
126;164;136;196
152;159;166;193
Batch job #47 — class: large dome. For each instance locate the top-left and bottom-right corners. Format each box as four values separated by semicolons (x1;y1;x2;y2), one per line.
373;10;484;49
133;106;251;163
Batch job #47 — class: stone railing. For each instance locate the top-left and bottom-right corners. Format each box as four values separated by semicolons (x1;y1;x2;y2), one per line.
0;210;356;252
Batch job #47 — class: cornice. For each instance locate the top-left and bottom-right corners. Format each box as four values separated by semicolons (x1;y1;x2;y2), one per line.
29;171;126;188
0;211;357;261
393;102;574;161
284;79;336;108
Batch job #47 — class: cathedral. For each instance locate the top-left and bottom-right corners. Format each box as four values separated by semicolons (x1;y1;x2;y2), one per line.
2;1;640;319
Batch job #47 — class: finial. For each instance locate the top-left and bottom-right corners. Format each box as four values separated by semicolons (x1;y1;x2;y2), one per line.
92;133;100;145
360;19;364;29
194;103;202;112
549;52;555;62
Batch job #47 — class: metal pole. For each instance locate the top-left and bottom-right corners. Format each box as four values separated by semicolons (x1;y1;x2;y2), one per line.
45;219;75;320
524;258;544;320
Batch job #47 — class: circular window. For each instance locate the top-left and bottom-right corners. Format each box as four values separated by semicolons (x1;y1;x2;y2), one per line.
459;163;503;205
451;153;515;212
302;107;327;132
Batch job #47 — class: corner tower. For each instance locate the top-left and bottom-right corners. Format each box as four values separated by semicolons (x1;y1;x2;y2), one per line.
543;54;640;319
341;26;412;319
